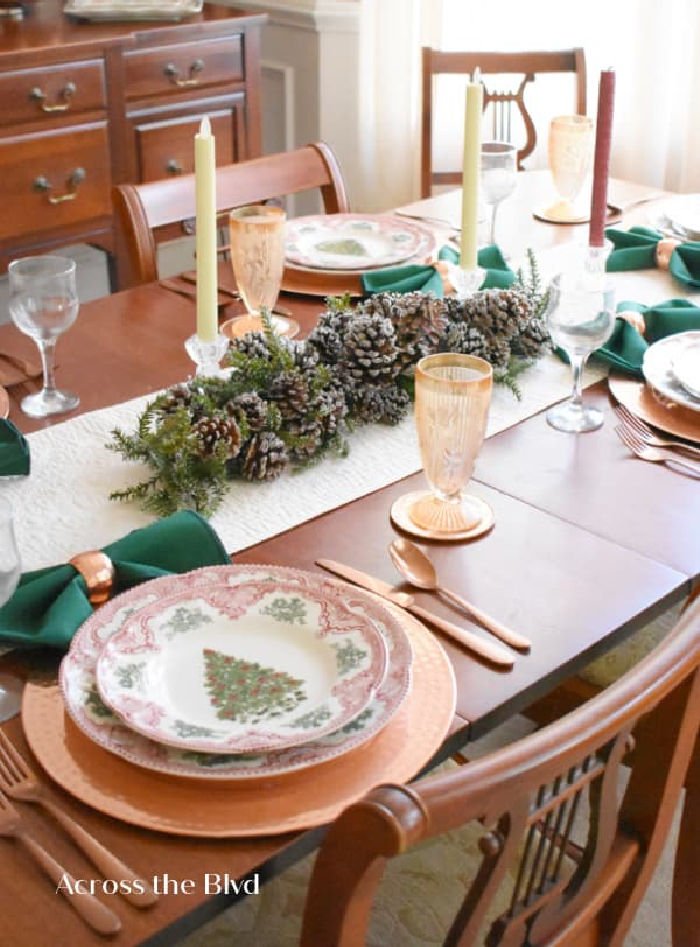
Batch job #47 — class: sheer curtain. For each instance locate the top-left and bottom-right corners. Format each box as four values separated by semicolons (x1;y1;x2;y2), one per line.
355;0;700;209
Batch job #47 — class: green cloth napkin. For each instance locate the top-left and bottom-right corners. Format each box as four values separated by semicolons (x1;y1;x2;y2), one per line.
0;419;29;477
595;298;700;378
605;226;700;289
0;510;230;650
361;244;515;296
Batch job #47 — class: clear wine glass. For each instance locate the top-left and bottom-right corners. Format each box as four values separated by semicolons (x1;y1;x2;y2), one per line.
0;496;21;722
8;256;79;418
481;141;518;246
225;205;293;338
546;272;616;433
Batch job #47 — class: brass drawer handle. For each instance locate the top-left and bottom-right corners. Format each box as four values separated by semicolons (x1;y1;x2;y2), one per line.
163;59;204;87
33;167;86;204
30;81;77;113
166;159;183;175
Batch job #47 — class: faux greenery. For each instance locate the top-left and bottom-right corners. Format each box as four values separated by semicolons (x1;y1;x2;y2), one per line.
109;254;551;516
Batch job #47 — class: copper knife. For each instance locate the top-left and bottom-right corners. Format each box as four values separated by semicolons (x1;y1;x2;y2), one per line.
316;559;514;670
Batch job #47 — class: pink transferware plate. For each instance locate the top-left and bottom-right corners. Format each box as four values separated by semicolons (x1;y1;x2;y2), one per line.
93;566;390;754
59;567;413;781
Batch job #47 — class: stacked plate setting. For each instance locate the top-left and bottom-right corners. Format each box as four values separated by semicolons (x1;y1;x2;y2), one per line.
643;331;700;414
654;194;700;240
60;566;414;781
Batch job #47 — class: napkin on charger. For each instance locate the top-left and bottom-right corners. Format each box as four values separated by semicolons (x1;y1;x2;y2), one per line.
605;226;700;289
361;245;515;297
0;419;30;477
0;510;230;649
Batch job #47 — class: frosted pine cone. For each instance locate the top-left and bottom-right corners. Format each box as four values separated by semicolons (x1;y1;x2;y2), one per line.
340;313;400;384
241;432;288;481
192;416;242;459
510;316;551;358
229;391;269;432
361;292;445;373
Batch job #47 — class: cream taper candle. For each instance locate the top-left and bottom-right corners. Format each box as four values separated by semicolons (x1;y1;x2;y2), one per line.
460;71;483;270
195;116;218;343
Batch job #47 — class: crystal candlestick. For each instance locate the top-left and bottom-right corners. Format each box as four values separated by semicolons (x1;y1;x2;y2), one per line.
184;333;229;377
445;263;484;300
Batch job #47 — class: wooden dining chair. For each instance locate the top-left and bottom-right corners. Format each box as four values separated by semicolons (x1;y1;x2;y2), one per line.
293;596;700;946
112;141;349;288
421;48;587;197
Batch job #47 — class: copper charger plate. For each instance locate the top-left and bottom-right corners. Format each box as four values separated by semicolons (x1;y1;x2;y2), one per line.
608;372;700;444
22;607;456;838
0;386;8;419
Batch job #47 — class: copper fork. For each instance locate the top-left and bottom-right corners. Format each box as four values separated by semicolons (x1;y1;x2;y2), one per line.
0;730;156;908
0;790;121;935
615;425;700;477
613;403;700;459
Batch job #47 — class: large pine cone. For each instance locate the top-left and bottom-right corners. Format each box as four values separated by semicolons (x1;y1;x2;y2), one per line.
340;313;400;384
267;370;309;419
241;431;289;481
229;391;269;433
362;292;445;373
159;383;194;415
443;323;492;362
460;289;532;340
307;308;354;364
228;332;273;362
313;383;348;438
192;416;242;459
351;383;409;425
510;315;551;358
284;338;319;374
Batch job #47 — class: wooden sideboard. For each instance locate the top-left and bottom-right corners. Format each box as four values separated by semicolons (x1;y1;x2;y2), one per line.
0;0;266;287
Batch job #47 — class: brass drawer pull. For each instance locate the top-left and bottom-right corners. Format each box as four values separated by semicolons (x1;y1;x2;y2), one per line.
163;59;204;87
166;159;183;175
30;81;77;113
33;167;86;204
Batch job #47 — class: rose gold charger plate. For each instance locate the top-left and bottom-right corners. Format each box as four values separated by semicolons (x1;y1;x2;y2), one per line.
21;606;455;838
0;386;8;419
608;372;700;443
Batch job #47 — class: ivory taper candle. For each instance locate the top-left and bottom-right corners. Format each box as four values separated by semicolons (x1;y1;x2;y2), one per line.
195;116;218;343
460;71;483;269
589;69;615;248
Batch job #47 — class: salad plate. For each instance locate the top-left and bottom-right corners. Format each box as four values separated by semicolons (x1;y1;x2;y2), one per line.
642;331;700;414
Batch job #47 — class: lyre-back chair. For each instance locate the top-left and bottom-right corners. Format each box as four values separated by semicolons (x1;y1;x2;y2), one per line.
421;48;587;197
113;141;349;288
298;597;700;946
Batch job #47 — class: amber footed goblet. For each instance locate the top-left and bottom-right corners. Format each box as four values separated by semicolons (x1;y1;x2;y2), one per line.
409;353;493;535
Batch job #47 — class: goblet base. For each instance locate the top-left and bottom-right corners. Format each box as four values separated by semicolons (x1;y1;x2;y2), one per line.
534;200;589;224
21;388;79;418
221;313;300;340
0;673;22;723
547;400;604;433
391;490;494;542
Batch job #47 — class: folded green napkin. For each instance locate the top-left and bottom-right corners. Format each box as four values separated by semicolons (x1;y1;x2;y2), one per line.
361;244;515;296
595;298;700;377
605;227;700;289
0;510;230;650
0;419;29;477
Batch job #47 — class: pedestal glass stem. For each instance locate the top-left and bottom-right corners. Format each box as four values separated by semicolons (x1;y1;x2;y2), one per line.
489;204;498;245
37;338;57;395
570;353;585;408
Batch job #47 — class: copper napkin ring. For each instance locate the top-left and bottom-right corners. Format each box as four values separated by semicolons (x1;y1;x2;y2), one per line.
655;237;680;270
69;551;115;607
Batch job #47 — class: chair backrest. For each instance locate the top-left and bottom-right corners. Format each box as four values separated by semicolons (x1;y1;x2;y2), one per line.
300;597;700;946
113;141;349;288
421;48;587;197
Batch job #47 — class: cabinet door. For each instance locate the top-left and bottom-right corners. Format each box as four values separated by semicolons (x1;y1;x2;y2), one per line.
125;36;243;102
0;124;111;241
131;96;246;183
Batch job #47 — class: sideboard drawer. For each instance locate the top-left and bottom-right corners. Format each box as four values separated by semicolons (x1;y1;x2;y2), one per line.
135;111;235;182
125;36;243;101
0;125;112;241
0;60;106;127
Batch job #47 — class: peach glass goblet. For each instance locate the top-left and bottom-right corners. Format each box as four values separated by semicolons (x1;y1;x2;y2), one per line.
544;115;594;222
226;205;291;336
410;353;493;534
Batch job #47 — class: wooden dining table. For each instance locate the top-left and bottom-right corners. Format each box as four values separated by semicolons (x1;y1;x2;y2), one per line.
0;171;698;947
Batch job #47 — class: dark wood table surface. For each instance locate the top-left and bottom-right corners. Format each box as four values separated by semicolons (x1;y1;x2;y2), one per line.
0;176;697;946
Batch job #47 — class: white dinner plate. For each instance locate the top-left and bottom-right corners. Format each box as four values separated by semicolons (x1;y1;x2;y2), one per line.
59;567;413;781
94;566;389;754
655;195;700;239
285;214;437;271
642;331;700;414
672;338;700;400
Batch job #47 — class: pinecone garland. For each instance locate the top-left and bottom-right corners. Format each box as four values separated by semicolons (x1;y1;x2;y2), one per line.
362;292;445;373
340;313;400;384
241;431;289;481
230;391;269;432
192;416;242;459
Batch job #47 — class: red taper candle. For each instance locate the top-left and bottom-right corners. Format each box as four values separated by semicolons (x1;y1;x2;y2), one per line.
589;69;615;247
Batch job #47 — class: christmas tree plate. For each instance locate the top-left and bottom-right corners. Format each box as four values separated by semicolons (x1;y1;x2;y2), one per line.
93;566;390;753
59;568;413;780
285;214;437;271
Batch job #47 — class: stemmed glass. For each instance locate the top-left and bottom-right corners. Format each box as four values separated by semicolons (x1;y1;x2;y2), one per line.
0;496;21;721
225;205;293;338
545;272;616;432
8;256;79;418
410;353;493;534
481;142;518;246
544;115;594;222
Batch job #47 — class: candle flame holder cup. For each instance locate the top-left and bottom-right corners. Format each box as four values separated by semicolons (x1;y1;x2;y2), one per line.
185;333;229;377
443;262;485;300
391;354;494;541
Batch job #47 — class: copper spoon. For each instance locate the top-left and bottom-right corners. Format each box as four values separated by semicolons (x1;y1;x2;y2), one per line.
388;538;531;653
